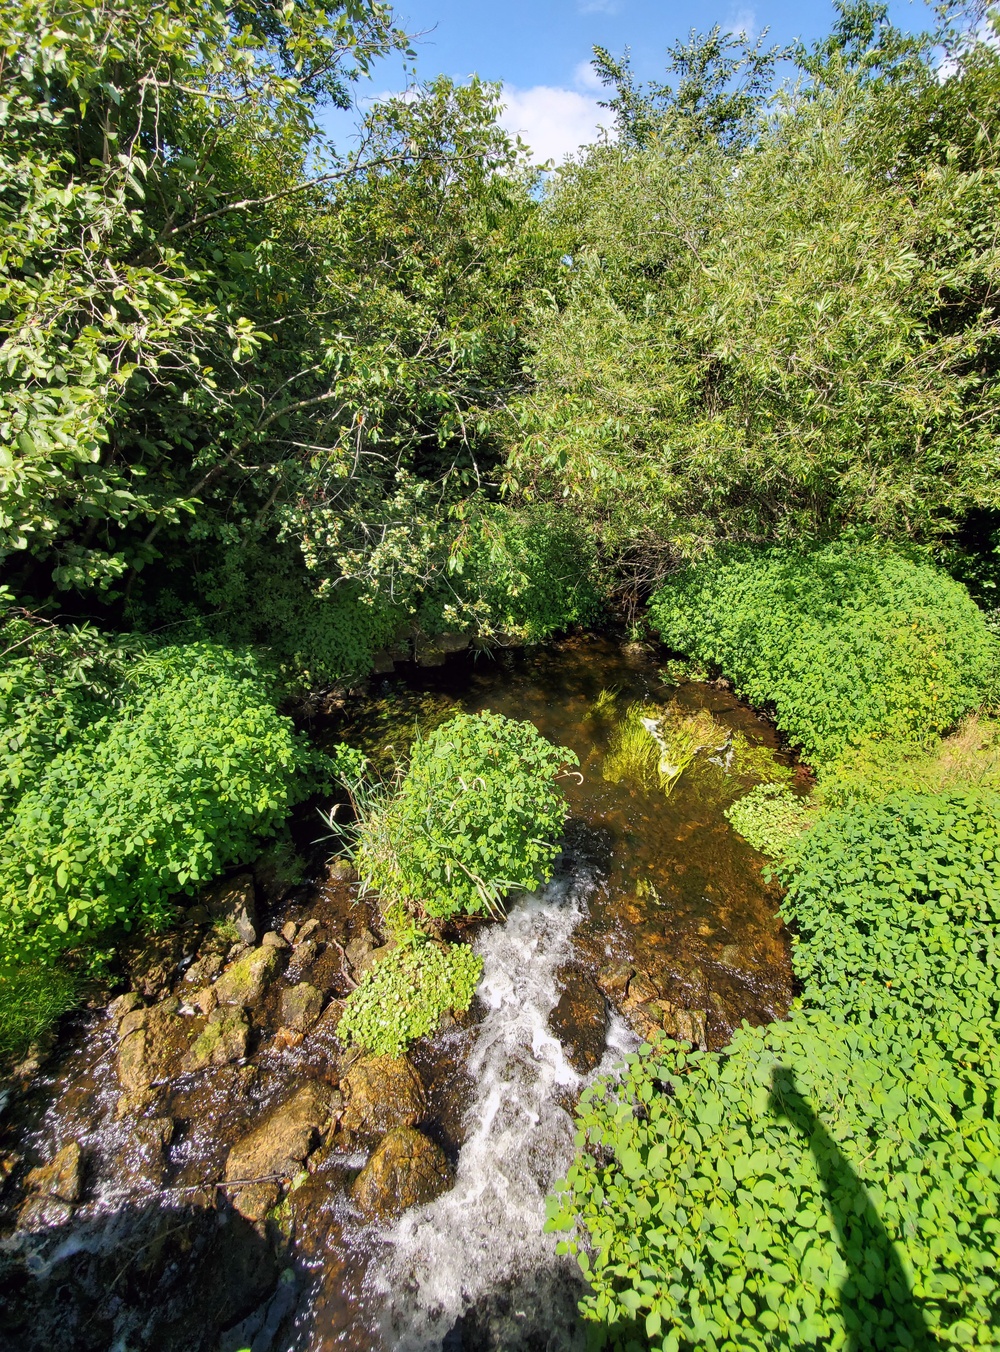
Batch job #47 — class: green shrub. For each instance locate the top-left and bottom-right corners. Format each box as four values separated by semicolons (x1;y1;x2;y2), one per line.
337;941;483;1057
725;783;812;858
649;542;997;773
352;710;576;920
463;505;603;642
780;790;1000;1080
549;1016;1000;1351
0;642;326;961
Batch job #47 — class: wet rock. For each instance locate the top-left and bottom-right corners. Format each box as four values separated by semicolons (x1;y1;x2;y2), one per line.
297;918;321;943
274;1027;304;1051
225;1082;331;1222
183;950;224;987
0;1150;22;1187
124;930;193;999
204;873;259;946
627;971;659;1005
664;1005;707;1047
281;921;298;944
116;996;188;1107
350;1127;452;1220
261;930;289;950
287;939;318;980
182;1006;250;1072
596;961;634;1001
10;1031;56;1080
108;990;143;1022
214;945;283;1008
25;1141;83;1203
128;1116;175;1187
339;1055;426;1141
327;858;355;882
548;965;608;1074
280;982;323;1033
193;984;219;1017
344;927;377;977
18;1141;83;1229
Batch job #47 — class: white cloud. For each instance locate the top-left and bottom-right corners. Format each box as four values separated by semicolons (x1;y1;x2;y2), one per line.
500;83;606;164
578;0;621;12
724;6;757;38
573;59;605;94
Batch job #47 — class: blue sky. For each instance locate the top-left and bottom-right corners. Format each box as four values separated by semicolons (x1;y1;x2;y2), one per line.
321;0;939;162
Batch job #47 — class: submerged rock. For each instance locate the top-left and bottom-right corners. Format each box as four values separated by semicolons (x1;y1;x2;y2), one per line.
339;1055;426;1141
225;1082;331;1222
548;964;608;1073
214;945;283;1008
351;1127;452;1220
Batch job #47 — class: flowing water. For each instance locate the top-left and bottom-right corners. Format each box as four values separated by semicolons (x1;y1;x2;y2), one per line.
373;885;635;1352
0;635;798;1352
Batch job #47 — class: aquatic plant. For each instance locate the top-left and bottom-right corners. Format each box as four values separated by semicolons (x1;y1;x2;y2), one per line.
588;686;620;719
337;941;483;1057
726;783;811;858
603;704;727;797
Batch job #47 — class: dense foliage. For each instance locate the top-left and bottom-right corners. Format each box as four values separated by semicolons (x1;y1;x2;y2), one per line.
511;6;1000;583
352;710;576;920
337;940;483;1057
550;790;1000;1349
649;543;996;772
0;623;325;961
724;783;810;858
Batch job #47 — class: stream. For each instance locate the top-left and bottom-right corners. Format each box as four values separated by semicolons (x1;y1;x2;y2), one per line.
0;635;798;1351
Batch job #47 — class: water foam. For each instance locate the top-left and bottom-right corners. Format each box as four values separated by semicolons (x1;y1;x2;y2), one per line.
370;878;635;1350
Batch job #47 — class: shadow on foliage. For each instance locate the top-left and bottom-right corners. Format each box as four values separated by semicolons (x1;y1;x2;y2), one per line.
768;1066;934;1351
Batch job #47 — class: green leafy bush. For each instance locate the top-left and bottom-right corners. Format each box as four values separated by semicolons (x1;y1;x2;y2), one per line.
0;642;326;961
725;783;811;858
337;941;483;1057
649;542;997;772
352;710;576;919
463;506;603;642
549;1016;1000;1351
780;790;1000;1079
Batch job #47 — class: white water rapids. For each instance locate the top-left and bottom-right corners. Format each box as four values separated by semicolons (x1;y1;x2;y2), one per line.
370;877;635;1351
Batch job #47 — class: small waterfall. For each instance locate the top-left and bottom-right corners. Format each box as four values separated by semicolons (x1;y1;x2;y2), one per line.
370;878;635;1351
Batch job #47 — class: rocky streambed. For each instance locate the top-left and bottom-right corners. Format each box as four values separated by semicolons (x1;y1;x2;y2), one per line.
0;636;799;1351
